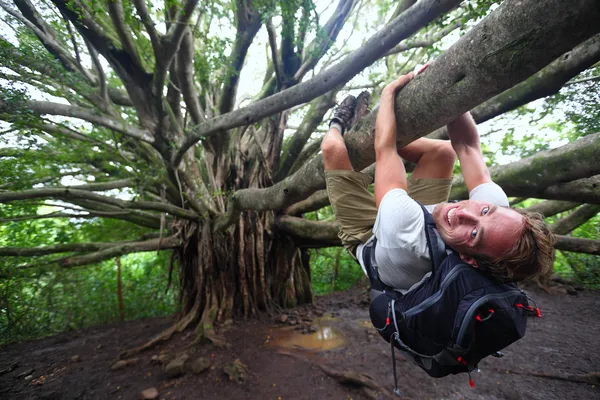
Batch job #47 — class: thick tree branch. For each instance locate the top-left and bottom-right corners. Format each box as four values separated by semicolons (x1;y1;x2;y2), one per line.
56;237;181;268
0;237;177;257
53;179;133;191
7;99;154;143
385;21;462;56
285;189;329;216
565;75;600;86
7;0;79;73
430;34;600;139
0;187;199;220
266;18;284;89
525;175;600;205
287;140;322;176
275;216;341;245
294;0;356;80
14;237;181;270
217;0;261;114
276;92;336;181
525;200;581;217
210;0;600;230
451;132;600;200
51;0;155;126
131;0;160;54
554;236;600;256
549;204;600;235
0;210;132;223
155;0;200;103
176;29;204;124
470;34;600;125
107;0;143;70
173;0;463;166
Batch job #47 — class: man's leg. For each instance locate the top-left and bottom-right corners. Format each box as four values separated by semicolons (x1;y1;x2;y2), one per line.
397;138;456;205
322;100;378;256
398;137;456;179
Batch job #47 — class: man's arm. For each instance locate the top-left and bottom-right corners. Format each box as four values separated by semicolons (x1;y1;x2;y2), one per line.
446;112;492;192
374;73;414;208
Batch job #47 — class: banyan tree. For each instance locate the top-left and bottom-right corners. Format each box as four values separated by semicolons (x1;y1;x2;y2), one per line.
0;0;599;351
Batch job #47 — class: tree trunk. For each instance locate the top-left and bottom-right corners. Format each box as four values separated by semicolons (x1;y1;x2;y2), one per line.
175;213;312;334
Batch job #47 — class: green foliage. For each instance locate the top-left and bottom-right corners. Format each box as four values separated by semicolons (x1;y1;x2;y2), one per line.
554;213;600;287
305;206;363;295
541;67;600;139
310;246;363;295
0;252;177;345
0;204;177;345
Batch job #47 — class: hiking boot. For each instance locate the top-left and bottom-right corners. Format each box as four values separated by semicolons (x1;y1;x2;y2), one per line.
351;91;371;128
329;95;356;135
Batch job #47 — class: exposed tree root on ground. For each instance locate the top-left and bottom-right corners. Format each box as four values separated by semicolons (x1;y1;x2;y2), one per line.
319;364;396;399
495;368;600;385
276;349;394;399
119;302;200;359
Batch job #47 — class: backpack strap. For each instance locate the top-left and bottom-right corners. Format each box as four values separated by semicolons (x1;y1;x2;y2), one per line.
362;237;396;293
417;202;447;274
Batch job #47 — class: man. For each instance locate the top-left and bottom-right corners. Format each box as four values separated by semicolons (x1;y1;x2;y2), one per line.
321;72;555;291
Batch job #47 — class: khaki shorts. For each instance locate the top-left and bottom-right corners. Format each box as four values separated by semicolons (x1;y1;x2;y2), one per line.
325;170;452;256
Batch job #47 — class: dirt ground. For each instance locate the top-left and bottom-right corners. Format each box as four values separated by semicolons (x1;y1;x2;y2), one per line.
1;282;599;400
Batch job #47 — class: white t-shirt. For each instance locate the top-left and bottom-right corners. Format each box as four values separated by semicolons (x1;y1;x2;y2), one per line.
356;182;509;291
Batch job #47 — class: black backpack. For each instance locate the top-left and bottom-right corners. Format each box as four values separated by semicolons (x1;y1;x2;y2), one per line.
363;203;541;394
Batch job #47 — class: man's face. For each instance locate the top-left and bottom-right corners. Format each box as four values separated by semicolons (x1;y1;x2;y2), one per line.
432;200;524;261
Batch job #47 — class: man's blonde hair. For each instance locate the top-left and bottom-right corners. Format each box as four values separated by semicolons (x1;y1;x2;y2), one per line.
473;209;556;282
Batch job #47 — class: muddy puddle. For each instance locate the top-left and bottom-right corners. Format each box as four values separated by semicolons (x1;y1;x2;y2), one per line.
268;316;348;351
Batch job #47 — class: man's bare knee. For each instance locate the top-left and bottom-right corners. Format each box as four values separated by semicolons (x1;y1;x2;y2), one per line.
321;136;346;160
435;141;457;168
322;135;353;171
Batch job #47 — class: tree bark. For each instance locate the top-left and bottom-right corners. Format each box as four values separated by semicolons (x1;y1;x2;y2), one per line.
550;204;600;235
450;132;600;200
525;201;581;218
555;236;600;255
534;175;600;204
429;34;600;139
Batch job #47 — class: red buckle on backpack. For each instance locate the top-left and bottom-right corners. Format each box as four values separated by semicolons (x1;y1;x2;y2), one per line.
515;303;542;318
457;356;467;365
475;308;494;322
